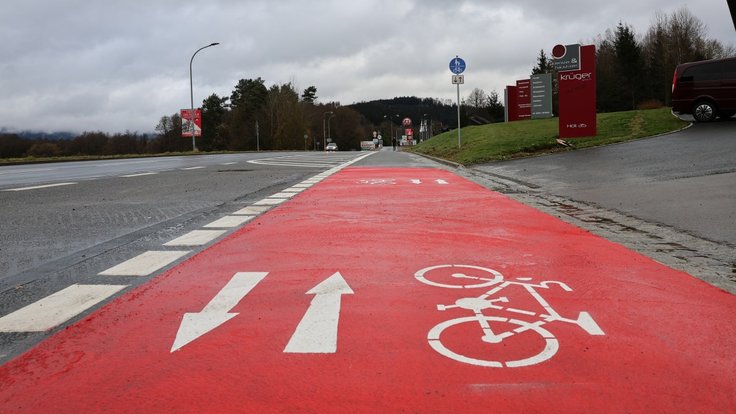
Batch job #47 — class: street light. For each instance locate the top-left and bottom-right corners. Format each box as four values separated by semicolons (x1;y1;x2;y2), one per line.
384;114;399;144
323;111;334;150
189;42;220;151
327;113;336;145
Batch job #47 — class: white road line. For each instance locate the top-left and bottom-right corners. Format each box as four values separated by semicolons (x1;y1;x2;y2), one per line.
164;230;227;246
269;192;296;199
99;250;189;276
121;172;158;178
0;284;128;332
282;187;306;193
203;215;255;228
220;162;237;165
232;206;271;215
253;198;287;206
181;166;205;170
2;182;77;192
292;183;312;188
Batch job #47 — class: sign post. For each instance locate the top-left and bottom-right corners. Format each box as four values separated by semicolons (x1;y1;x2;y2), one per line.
449;56;466;148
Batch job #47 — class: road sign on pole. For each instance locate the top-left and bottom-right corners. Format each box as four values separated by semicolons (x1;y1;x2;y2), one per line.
449;56;466;74
449;56;465;148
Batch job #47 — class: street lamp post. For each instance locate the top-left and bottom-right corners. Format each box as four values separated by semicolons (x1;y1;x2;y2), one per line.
384;114;399;145
327;113;335;144
189;42;219;152
323;111;333;150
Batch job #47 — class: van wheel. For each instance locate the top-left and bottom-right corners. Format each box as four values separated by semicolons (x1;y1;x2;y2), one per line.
692;101;717;122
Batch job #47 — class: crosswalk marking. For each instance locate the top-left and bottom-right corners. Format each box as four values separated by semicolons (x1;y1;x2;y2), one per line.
99;251;189;276
0;284;128;332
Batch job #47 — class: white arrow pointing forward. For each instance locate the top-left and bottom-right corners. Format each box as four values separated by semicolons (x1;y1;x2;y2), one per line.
171;272;268;352
284;272;354;354
435;179;448;185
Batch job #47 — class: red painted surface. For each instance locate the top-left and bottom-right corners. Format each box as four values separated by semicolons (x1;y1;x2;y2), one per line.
2;167;735;413
559;44;597;138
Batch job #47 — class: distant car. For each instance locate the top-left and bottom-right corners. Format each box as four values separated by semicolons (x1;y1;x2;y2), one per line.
325;143;338;152
671;57;736;122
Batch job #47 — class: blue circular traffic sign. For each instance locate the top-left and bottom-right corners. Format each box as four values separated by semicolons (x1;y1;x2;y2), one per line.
449;57;466;74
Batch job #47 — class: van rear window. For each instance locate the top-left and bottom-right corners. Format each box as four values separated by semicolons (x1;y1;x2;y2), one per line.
681;62;726;81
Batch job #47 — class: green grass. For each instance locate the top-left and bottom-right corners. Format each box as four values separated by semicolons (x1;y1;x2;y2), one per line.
0;150;232;166
411;108;689;165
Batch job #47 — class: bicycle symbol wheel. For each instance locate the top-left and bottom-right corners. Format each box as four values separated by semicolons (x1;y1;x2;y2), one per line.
415;264;504;289
427;316;559;368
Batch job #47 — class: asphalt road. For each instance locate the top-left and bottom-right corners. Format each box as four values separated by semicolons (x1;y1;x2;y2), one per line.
472;119;736;246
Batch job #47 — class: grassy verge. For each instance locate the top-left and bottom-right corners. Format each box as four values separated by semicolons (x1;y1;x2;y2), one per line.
0;151;232;166
411;108;689;165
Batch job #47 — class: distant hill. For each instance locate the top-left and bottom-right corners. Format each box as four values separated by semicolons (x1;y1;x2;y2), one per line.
348;97;459;131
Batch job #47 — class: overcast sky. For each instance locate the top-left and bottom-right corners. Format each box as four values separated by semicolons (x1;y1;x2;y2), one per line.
1;0;734;134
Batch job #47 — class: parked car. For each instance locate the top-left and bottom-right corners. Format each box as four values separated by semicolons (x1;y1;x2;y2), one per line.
671;56;736;122
325;143;338;152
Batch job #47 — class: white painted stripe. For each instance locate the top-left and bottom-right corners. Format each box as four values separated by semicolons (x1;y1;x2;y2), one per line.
121;172;158;178
253;198;287;206
232;206;271;215
292;183;312;188
99;250;189;276
3;182;77;192
0;284;128;332
221;162;237;165
164;230;227;246
203;215;255;228
269;192;296;199
181;166;205;170
282;187;306;193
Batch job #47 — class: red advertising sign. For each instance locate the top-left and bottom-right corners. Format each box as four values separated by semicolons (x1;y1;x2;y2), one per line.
558;45;596;138
181;108;202;137
515;79;531;120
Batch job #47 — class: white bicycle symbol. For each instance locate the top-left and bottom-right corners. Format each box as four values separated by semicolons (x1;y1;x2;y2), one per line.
415;264;605;368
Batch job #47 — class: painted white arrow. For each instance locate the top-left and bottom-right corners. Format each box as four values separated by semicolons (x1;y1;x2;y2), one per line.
284;272;354;354
411;179;422;184
435;179;448;185
171;272;268;352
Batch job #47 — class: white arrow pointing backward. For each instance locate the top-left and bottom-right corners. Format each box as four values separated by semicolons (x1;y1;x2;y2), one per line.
171;272;267;352
284;272;354;354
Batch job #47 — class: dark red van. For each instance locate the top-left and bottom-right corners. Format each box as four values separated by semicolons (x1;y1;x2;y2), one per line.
671;57;736;122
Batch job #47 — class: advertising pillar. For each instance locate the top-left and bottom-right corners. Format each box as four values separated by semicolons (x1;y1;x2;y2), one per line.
555;44;597;138
505;86;519;122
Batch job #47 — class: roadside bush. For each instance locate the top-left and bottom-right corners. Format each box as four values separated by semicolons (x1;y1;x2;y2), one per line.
25;142;62;158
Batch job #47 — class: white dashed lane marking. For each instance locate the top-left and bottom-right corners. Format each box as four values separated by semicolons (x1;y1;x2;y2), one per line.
164;230;227;246
0;284;128;332
98;251;190;276
2;182;77;192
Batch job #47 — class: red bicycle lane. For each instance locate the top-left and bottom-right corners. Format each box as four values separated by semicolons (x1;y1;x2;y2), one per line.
1;167;734;413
